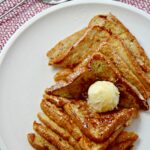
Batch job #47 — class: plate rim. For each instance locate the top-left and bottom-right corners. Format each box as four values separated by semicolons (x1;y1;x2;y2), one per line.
0;0;150;149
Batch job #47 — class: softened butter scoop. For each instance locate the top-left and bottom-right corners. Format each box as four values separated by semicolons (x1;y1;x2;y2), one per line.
88;81;120;113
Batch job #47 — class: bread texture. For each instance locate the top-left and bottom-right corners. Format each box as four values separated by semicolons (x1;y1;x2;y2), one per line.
47;28;87;64
89;13;150;78
46;53;149;110
48;26;111;68
28;95;138;150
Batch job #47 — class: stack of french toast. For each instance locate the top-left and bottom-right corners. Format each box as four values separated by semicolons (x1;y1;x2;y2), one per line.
27;13;150;150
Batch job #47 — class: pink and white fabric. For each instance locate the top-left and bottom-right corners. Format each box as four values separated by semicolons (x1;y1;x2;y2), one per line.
120;0;150;13
0;0;150;50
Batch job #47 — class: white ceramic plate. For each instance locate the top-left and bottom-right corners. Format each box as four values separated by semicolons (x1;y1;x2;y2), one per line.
0;0;150;150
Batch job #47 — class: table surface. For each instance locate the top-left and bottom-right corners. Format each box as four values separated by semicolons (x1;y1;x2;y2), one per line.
0;0;150;50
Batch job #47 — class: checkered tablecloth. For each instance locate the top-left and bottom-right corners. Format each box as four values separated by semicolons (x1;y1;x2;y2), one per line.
0;0;150;50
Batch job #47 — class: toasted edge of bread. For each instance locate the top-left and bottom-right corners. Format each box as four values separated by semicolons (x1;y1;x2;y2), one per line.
88;13;150;78
98;42;149;99
33;121;74;150
47;28;87;61
64;100;138;142
28;95;138;150
27;133;57;150
49;26;111;68
107;35;150;91
46;53;149;110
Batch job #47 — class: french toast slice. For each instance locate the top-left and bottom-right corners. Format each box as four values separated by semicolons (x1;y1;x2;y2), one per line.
27;133;57;150
54;68;73;81
28;95;138;150
37;112;70;140
37;111;131;150
40;99;122;150
46;53;149;110
48;26;111;67
108;141;135;150
88;13;150;77
107;35;150;91
51;33;150;92
40;97;137;150
53;41;149;99
27;131;137;150
33;121;74;150
38;113;81;150
110;131;138;145
43;93;70;107
78;127;124;150
53;55;92;82
41;99;83;141
99;43;149;99
107;131;138;150
47;28;87;62
64;100;138;142
37;112;82;150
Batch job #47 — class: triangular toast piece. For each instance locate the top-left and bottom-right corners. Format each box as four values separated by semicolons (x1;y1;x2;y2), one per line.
110;131;138;145
99;43;148;99
40;99;83;141
40;97;137;149
41;94;138;148
27;131;137;150
64;100;137;143
33;121;74;150
46;53;149;110
54;68;73;81
48;26;111;67
40;99;123;150
88;13;150;78
27;133;57;150
107;131;138;150
28;95;138;150
106;35;150;91
53;41;149;99
50;33;150;92
47;28;87;62
108;141;135;150
37;112;71;141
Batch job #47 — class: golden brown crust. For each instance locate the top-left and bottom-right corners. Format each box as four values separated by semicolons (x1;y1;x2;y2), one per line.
64;100;138;142
46;53;149;110
90;53;148;109
108;14;150;74
50;26;111;68
37;112;70;140
107;35;150;91
47;28;87;61
108;141;134;150
107;131;138;150
40;99;83;140
99;43;149;99
54;68;73;81
33;122;74;150
40;98;137;150
110;131;138;145
40;99;118;150
27;133;57;150
37;112;81;149
78;127;124;150
28;95;138;150
28;14;144;150
88;13;150;78
43;94;70;107
48;21;150;94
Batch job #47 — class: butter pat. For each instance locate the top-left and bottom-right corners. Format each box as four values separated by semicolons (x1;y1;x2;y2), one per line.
88;81;120;113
